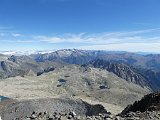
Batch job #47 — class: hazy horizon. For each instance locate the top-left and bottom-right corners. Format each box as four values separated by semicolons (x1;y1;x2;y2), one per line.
0;49;159;56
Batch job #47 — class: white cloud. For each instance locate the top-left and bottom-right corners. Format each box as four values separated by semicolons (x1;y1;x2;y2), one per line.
32;28;160;44
33;32;86;43
33;35;65;43
78;43;160;53
1;27;160;53
0;26;23;38
31;28;160;53
11;33;22;37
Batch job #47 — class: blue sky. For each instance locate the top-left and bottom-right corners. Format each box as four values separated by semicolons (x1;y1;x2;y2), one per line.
0;0;160;52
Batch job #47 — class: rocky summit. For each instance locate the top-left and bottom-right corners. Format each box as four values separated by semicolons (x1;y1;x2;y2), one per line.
0;98;110;120
120;92;160;120
122;92;160;114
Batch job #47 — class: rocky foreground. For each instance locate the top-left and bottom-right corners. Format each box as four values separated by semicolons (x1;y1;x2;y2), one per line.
1;92;160;120
0;98;112;120
120;92;160;120
16;111;117;120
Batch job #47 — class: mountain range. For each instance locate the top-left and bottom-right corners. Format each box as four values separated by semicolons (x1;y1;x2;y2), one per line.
1;49;160;119
1;49;160;90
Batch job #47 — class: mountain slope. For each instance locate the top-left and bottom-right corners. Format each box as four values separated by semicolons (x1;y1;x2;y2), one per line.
0;55;65;79
31;49;101;64
86;59;150;88
119;92;160;120
121;92;160;114
84;58;160;91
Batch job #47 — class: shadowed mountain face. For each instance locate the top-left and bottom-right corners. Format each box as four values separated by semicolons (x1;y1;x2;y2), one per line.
121;92;160;114
86;59;160;91
118;92;160;120
0;55;65;79
86;59;149;88
138;69;160;91
98;53;160;71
